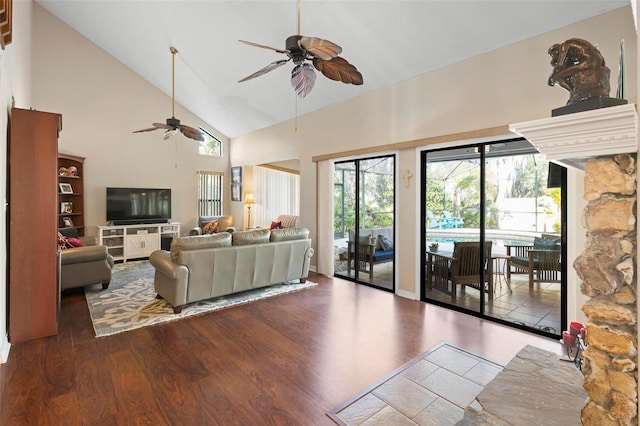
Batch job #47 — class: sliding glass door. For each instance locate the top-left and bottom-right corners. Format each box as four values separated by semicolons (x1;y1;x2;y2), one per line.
424;147;483;313
421;139;566;338
334;156;395;291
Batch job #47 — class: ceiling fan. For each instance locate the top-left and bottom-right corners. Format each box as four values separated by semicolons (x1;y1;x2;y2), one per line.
238;0;363;98
133;47;204;141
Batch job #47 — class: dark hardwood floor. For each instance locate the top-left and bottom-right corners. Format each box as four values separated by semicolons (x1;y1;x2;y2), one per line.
0;272;563;425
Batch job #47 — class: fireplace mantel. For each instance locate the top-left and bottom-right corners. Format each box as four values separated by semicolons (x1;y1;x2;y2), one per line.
509;104;638;170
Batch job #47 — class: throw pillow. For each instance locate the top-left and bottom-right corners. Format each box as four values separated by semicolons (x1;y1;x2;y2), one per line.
67;237;85;248
58;227;79;239
270;221;282;230
57;232;72;250
202;220;220;234
379;235;394;251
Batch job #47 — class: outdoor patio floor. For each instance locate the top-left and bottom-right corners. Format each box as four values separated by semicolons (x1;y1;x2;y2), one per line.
336;258;561;335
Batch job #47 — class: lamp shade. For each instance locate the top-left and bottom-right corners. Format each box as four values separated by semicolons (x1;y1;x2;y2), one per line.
244;193;255;205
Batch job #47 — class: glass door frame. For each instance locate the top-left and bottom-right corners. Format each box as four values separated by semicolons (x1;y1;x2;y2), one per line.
334;154;396;292
420;140;567;339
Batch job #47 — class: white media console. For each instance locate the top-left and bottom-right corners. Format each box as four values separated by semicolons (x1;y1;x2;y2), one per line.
98;222;180;262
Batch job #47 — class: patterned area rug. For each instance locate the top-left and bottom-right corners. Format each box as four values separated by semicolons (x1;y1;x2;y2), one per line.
85;261;317;337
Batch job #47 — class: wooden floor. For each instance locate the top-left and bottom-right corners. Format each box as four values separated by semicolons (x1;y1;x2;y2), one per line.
0;273;563;425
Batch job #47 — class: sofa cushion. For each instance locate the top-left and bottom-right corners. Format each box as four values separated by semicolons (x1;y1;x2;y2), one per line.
170;233;232;262
232;229;271;246
202;220;220;234
270;227;309;242
373;250;394;261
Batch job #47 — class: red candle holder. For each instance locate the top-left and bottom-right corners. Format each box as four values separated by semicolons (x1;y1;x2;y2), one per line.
563;331;576;347
569;321;584;337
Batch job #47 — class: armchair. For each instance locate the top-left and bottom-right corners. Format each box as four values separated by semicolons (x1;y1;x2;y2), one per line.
426;241;493;303
60;235;114;291
443;211;464;228
275;215;300;228
506;236;561;288
190;215;236;235
346;228;394;279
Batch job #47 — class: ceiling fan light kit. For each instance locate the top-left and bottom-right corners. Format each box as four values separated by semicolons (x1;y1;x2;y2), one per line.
133;46;205;141
239;1;363;98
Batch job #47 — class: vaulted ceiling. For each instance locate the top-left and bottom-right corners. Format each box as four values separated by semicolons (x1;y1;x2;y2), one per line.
36;0;628;138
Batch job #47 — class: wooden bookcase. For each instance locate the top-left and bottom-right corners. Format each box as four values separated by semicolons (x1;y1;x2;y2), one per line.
57;154;85;236
8;107;61;343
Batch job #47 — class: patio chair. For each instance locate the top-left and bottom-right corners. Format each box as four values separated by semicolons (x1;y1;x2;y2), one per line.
443;211;464;228
505;235;561;288
427;241;493;303
427;211;446;229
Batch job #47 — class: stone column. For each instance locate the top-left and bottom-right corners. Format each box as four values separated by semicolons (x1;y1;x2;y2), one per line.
574;154;638;425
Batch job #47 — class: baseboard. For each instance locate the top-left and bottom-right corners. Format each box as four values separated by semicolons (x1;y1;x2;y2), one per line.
396;288;417;300
309;264;317;273
0;333;10;363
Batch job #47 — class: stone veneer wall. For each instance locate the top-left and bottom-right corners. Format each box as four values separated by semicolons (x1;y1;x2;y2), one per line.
574;154;638;425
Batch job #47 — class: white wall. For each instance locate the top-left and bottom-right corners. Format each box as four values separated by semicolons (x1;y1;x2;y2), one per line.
31;4;231;237
231;6;637;316
1;0;36;362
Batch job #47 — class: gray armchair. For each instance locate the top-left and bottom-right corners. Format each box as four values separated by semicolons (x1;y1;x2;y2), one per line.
190;215;236;235
60;236;114;291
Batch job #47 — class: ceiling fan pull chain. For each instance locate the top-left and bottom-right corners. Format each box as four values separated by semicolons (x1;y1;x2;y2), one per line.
174;138;178;168
294;95;298;132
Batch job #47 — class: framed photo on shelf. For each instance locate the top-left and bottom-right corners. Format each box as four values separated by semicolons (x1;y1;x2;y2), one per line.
62;217;74;227
231;183;242;201
59;183;73;194
60;202;73;214
231;166;242;184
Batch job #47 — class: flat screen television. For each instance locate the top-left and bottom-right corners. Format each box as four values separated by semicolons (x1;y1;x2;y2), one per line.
106;187;171;225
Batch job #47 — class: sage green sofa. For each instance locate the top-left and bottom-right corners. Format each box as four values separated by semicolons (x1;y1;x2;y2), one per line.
149;228;314;313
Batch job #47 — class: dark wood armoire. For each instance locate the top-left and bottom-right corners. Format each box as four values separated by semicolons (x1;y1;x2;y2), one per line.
8;108;62;343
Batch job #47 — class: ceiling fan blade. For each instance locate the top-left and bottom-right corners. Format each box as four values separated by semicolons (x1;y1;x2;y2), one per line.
239;59;290;82
179;124;205;141
239;40;288;54
291;63;316;98
313;57;363;85
299;36;342;61
132;122;173;133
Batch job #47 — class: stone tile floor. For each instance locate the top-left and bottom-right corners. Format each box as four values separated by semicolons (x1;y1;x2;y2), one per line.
328;342;503;425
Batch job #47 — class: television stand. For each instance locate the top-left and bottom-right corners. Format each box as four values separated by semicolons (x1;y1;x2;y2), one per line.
98;222;180;262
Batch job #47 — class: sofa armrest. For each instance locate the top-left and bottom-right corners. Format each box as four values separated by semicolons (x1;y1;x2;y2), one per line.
189;226;203;236
149;250;185;280
150;250;189;311
60;245;109;265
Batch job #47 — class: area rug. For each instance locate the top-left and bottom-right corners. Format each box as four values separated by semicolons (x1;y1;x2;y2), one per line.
85;261;317;337
327;342;503;425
